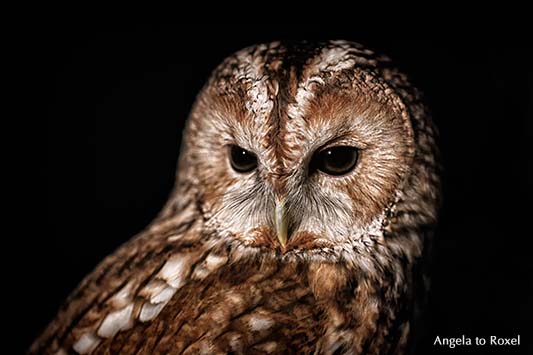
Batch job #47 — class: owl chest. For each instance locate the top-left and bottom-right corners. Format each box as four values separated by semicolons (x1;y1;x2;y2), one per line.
83;258;406;355
144;261;323;354
125;259;399;355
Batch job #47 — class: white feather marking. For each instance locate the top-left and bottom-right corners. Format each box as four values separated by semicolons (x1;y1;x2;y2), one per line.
139;279;167;299
191;254;227;281
248;315;273;331
255;341;278;352
229;333;242;351
139;302;166;322
199;340;215;355
287;77;321;120
96;303;134;338
205;254;228;270
150;285;177;304
192;267;210;280
167;235;180;242
109;281;133;308
233;46;275;137
54;349;67;355
72;332;100;354
158;254;189;289
287;44;364;121
364;213;386;238
136;256;189;322
246;79;274;117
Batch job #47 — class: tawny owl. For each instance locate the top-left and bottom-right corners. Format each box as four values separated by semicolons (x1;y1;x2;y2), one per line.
32;40;440;355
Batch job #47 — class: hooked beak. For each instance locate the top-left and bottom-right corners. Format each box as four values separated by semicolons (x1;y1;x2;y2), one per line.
275;199;288;248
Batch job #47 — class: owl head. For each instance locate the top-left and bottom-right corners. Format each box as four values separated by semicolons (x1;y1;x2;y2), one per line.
176;41;440;262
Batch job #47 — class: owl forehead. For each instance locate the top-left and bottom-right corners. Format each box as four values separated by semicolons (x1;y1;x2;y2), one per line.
200;41;404;169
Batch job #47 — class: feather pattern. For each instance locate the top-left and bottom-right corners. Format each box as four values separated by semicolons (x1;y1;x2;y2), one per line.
31;40;440;355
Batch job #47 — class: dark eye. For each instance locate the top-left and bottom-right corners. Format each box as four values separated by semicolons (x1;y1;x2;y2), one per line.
229;145;258;173
311;146;359;176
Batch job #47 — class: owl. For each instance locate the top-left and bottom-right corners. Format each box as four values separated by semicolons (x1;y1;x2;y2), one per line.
31;40;440;355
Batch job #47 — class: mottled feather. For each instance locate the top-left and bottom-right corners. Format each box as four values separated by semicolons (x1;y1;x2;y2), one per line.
31;40;440;355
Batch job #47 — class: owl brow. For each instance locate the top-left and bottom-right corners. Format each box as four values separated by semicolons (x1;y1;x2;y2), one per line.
316;132;362;150
221;126;252;151
307;129;367;157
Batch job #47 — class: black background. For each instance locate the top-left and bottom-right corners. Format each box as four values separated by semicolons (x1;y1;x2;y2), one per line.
19;24;531;354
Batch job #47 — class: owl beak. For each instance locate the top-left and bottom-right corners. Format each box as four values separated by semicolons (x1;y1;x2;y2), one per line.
275;199;288;248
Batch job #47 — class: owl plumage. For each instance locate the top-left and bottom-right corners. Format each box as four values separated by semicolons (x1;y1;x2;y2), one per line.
32;41;440;355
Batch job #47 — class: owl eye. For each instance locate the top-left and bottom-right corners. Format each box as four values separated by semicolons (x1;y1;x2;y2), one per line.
311;146;359;176
229;145;258;173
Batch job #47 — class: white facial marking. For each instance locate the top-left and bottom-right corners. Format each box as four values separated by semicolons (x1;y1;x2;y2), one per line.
296;190;356;242
97;303;134;338
287;76;322;121
286;45;354;121
211;177;273;240
72;332;100;354
287;43;364;133
234;44;275;122
247;79;274;119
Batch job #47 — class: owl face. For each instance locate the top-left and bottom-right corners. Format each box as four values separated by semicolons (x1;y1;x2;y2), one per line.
181;42;419;259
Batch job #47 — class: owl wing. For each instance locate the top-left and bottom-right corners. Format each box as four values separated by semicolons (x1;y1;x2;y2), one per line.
29;202;206;355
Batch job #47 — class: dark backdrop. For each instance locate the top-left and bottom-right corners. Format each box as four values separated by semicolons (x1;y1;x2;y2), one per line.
20;24;531;354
